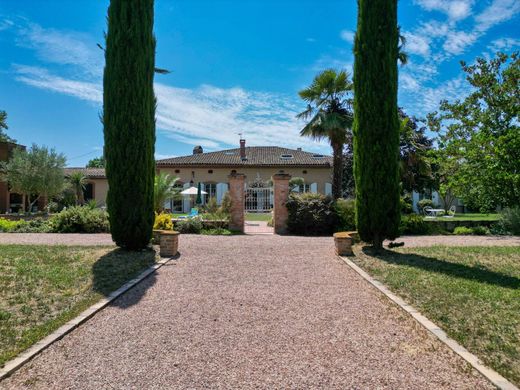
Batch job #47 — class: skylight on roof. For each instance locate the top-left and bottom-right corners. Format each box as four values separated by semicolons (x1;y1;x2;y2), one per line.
280;154;294;160
312;154;325;159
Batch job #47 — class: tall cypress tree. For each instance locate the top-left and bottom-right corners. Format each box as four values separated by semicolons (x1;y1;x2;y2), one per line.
353;0;400;250
103;0;156;250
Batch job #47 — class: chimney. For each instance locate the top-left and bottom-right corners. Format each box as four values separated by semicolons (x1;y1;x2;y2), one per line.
240;138;246;160
193;145;203;155
297;147;302;151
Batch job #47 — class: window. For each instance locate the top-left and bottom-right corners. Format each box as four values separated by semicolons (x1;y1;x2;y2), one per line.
299;184;310;193
171;183;184;212
280;154;294;160
205;183;217;203
175;169;180;173
208;169;213;174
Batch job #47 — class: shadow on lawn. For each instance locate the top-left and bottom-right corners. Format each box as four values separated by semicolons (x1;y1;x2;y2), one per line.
92;248;159;308
362;246;520;290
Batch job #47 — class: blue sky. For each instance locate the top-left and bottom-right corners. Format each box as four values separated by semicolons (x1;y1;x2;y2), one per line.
0;0;519;167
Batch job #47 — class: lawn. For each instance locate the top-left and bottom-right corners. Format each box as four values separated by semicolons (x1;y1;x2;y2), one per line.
425;213;500;221
353;245;520;385
0;245;157;368
245;212;272;222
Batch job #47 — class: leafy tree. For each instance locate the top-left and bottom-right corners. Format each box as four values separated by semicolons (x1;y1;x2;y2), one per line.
86;156;105;168
154;172;179;212
103;0;156;249
429;52;520;211
68;171;87;205
353;0;400;250
0;110;15;143
297;69;354;199
398;109;433;193
1;144;66;212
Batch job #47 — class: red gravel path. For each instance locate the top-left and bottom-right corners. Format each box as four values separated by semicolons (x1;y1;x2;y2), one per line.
1;235;492;389
1;232;518;247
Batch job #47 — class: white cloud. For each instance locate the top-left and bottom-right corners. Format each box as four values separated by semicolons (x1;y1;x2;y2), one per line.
15;23;103;77
475;0;520;32
340;30;355;43
415;0;474;20
404;31;432;57
488;37;520;52
443;30;479;54
0;19;14;31
14;65;103;102
10;20;329;154
13;66;327;152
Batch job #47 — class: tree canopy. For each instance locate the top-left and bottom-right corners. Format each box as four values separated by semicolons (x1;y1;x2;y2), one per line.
0;110;15;143
0;144;66;212
428;52;520;211
297;69;354;199
86;156;105;168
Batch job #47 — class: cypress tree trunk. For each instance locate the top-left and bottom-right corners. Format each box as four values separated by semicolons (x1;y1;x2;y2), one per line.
353;0;400;250
103;0;156;250
332;141;343;199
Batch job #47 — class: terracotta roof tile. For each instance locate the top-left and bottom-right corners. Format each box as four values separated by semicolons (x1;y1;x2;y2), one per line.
156;146;332;167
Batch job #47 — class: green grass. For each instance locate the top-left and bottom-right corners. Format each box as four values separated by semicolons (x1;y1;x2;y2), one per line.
0;245;157;367
245;213;272;222
353;245;520;385
425;213;500;221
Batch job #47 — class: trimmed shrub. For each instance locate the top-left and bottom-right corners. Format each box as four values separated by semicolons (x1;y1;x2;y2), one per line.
335;198;356;231
453;226;474;235
497;207;520;236
399;214;431;235
153;213;173;230
49;206;109;233
401;195;413;214
175;217;203;234
203;211;229;229
11;218;51;233
472;225;490;236
201;228;234;235
286;193;339;236
0;218;22;232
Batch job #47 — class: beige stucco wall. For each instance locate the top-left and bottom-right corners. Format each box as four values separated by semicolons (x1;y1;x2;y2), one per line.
157;166;333;193
90;179;109;206
87;166;332;208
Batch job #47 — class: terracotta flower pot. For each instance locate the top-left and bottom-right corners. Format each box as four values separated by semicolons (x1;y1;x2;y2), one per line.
333;231;355;256
159;230;180;257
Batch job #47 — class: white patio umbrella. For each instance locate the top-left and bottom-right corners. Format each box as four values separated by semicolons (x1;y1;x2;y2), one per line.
180;186;207;195
180;186;207;210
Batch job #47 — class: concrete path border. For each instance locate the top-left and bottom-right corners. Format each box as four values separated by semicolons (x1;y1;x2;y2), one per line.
339;255;518;390
0;255;175;381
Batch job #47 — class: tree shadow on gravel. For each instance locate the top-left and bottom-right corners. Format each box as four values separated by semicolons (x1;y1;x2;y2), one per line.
362;246;520;290
92;248;159;308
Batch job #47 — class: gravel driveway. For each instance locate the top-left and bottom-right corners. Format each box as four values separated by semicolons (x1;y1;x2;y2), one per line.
1;235;494;389
1;232;518;247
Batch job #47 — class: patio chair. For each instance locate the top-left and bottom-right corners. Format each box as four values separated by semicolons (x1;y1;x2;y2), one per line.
188;208;199;218
444;205;456;218
423;206;434;218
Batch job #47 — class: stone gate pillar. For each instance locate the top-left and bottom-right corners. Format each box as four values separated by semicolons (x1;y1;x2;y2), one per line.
228;172;246;232
272;173;291;234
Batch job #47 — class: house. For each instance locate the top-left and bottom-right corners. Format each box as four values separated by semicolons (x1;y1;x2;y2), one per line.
0;141;26;213
68;139;333;213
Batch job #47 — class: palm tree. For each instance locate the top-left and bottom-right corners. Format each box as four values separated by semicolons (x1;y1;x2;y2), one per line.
154;172;180;212
68;171;87;205
297;69;354;199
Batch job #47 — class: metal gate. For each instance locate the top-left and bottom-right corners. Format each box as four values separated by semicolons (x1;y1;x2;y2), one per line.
245;187;273;212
